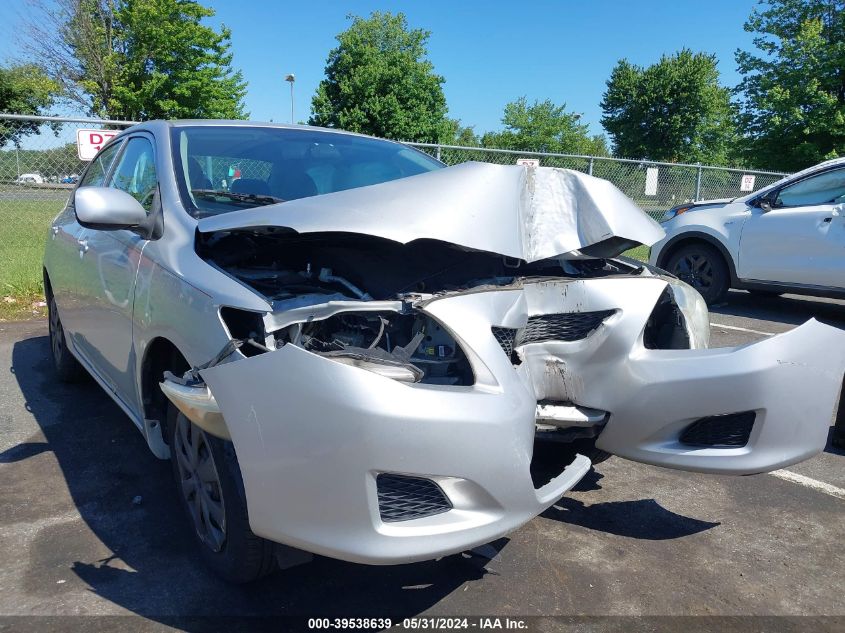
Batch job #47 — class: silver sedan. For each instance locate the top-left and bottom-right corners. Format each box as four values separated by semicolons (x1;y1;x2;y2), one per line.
43;120;845;582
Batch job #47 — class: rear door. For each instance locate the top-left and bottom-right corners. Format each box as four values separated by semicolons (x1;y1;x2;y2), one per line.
738;167;845;289
72;134;158;412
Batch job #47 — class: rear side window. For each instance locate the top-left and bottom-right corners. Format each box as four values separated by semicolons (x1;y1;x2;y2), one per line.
79;141;122;187
108;137;158;212
776;169;845;207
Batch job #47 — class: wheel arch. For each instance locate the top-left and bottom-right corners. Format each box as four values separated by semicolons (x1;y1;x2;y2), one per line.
140;337;191;459
655;231;738;286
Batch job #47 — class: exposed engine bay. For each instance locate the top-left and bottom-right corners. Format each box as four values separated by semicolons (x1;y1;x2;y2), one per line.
196;229;691;389
196;229;647;303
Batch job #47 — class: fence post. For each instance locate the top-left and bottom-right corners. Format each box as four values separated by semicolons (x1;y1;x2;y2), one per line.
695;163;703;201
588;157;594;176
435;145;442;162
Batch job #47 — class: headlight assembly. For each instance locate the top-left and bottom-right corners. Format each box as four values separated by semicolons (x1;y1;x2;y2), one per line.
281;310;475;386
661;204;694;222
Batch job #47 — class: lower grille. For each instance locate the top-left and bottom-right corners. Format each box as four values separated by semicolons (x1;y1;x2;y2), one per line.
679;411;756;448
520;310;616;345
492;310;616;357
491;326;517;357
376;473;452;522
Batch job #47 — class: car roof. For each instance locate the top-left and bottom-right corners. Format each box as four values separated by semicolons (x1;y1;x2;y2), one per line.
121;119;381;142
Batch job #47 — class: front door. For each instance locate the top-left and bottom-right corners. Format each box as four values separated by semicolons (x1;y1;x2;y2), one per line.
738;167;845;289
73;134;159;412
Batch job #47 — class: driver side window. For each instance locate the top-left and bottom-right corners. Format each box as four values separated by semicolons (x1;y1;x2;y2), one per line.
775;169;845;208
109;137;158;213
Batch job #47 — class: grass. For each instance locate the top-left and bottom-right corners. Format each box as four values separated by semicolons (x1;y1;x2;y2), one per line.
0;195;64;321
622;244;650;262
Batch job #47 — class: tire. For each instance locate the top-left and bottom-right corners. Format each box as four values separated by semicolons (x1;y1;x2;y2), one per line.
665;243;730;305
47;292;86;382
168;404;277;583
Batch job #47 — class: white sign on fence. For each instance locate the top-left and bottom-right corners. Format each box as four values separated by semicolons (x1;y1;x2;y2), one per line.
740;174;756;192
76;129;120;161
644;167;659;196
516;158;540;167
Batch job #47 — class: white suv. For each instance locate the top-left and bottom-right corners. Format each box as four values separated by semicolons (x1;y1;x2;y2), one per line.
650;158;845;304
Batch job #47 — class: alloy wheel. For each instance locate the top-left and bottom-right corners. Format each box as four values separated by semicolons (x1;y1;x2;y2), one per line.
673;253;714;292
174;416;227;552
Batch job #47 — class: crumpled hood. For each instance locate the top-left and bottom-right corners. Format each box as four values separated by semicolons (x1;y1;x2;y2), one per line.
197;161;665;263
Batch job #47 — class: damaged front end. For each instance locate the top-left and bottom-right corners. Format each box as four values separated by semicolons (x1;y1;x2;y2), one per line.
158;163;845;565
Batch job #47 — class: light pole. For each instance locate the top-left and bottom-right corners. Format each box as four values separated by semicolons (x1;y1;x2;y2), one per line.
285;73;295;124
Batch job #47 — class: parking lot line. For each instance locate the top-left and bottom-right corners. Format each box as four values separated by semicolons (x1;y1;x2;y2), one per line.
710;322;775;337
769;469;845;500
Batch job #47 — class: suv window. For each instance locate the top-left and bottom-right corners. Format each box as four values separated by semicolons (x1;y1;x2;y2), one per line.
79;141;123;187
776;169;845;208
109;137;158;212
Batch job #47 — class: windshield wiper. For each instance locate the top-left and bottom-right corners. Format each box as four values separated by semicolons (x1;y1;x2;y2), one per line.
191;189;285;206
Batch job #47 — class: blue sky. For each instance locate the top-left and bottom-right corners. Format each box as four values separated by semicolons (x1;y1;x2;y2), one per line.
3;0;762;136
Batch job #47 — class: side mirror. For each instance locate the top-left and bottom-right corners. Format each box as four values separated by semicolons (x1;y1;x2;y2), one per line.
74;187;148;230
759;198;772;213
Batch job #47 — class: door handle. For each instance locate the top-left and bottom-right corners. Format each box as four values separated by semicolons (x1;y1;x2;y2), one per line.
78;240;89;255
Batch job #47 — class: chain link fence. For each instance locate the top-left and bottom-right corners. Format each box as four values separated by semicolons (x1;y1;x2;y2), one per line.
0;115;135;311
0;113;789;313
405;143;789;221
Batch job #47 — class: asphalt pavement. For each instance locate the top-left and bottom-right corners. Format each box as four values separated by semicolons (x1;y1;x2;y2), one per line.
0;289;843;630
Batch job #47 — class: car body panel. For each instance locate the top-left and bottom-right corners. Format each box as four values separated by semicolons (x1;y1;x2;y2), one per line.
197;161;666;262
649;202;749;273
738;204;844;288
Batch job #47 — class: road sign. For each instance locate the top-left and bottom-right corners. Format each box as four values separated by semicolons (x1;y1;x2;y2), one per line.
516;158;540;167
740;174;756;192
76;129;120;161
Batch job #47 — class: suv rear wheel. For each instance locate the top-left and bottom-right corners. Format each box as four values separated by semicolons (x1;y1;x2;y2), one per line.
666;243;730;305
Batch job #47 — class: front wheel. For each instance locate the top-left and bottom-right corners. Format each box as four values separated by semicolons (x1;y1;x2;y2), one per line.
169;406;277;583
666;243;730;305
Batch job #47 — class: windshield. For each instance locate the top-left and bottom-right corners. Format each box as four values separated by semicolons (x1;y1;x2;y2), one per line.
172;126;443;218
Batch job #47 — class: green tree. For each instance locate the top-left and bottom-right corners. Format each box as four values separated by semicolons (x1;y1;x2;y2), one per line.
445;119;480;146
309;12;450;142
0;64;60;147
601;49;736;164
736;0;845;171
24;0;246;120
481;97;609;156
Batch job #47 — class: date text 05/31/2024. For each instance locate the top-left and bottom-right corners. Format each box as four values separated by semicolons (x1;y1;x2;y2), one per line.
307;617;529;629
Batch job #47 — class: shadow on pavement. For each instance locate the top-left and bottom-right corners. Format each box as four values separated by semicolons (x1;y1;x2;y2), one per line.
542;497;720;540
712;290;845;329
8;334;490;619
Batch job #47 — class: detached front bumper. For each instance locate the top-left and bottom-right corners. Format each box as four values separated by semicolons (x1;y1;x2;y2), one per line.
198;276;845;564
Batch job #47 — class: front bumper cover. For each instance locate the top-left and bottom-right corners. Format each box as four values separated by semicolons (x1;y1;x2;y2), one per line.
200;276;845;564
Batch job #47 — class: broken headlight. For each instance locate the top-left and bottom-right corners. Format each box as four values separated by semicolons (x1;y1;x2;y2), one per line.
281;311;475;386
667;279;710;349
643;281;710;350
